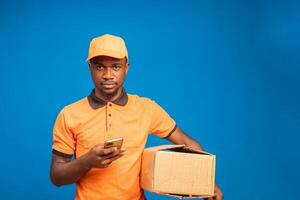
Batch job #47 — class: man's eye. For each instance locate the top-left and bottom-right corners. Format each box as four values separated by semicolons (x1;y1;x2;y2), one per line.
95;65;104;70
113;66;121;70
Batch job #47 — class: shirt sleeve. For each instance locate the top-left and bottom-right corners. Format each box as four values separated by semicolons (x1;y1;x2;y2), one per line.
148;100;176;138
52;108;75;157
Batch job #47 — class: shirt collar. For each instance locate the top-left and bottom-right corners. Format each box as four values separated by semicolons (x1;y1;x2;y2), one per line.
87;88;128;109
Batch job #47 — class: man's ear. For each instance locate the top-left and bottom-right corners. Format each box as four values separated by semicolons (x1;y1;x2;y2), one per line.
88;62;92;72
125;63;130;75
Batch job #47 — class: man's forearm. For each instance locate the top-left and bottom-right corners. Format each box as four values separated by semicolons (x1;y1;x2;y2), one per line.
50;154;91;186
50;146;123;186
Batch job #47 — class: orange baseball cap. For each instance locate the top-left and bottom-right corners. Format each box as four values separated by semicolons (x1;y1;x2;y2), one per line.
87;34;128;62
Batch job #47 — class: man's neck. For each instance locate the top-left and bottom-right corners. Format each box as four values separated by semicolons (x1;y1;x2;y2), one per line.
94;88;122;102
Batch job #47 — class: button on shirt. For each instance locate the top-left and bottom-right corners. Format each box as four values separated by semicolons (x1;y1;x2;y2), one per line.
52;89;176;200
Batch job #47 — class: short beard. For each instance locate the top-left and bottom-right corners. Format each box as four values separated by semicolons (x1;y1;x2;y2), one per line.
99;88;120;101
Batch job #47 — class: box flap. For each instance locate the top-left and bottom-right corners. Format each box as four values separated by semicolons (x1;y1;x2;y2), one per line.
144;144;185;152
147;145;213;155
174;146;213;155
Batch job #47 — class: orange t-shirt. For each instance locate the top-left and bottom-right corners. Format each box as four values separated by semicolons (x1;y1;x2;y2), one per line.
52;89;176;200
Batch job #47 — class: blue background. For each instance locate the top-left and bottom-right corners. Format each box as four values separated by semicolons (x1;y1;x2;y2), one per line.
0;0;299;199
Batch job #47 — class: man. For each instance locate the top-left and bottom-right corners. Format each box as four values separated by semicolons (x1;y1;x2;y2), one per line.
50;34;223;200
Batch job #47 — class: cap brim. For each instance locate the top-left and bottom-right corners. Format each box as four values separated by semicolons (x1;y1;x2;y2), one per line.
87;50;126;61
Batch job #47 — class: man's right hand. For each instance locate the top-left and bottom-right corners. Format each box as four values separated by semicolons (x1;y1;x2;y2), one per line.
83;144;125;169
50;144;125;186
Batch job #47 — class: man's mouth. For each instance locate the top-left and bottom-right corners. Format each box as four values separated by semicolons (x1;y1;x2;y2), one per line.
101;82;116;89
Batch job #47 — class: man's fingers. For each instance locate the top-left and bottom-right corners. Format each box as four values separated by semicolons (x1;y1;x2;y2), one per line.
102;148;125;159
214;184;223;200
102;147;117;155
205;196;214;200
108;152;125;162
91;145;126;168
99;147;126;156
102;153;125;165
215;193;223;200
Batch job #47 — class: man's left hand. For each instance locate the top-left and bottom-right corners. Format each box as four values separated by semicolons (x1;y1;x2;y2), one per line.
205;183;223;200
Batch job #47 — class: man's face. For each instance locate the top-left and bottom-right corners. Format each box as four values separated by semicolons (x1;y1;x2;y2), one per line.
89;56;129;97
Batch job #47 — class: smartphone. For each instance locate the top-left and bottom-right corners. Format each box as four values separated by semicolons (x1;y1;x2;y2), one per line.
104;137;123;149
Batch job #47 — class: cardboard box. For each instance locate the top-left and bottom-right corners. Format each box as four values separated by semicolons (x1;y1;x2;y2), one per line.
141;145;215;199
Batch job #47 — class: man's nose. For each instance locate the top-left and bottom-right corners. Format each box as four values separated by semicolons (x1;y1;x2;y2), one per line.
103;68;113;79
